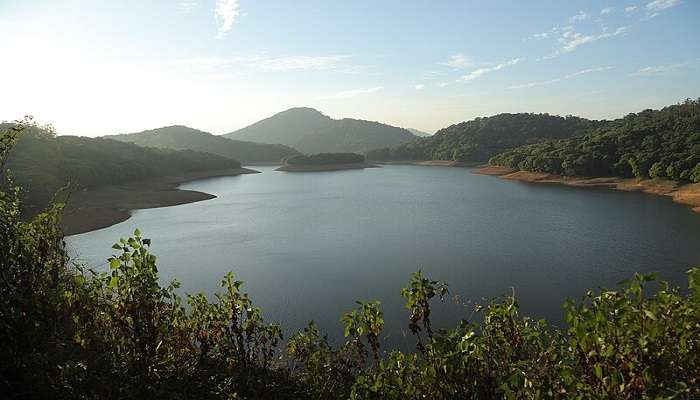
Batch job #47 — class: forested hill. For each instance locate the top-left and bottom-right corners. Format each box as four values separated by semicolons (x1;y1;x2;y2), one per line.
106;125;300;163
224;107;419;154
282;152;365;166
490;99;700;182
224;107;333;146
294;118;419;154
367;113;602;162
4;126;241;210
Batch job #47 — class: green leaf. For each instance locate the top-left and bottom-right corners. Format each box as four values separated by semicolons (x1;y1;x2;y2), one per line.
643;309;657;321
594;364;603;380
108;276;119;289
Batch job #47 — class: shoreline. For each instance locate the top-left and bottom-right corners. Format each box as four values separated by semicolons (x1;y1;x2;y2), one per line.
476;166;700;214
275;162;380;172
63;168;259;236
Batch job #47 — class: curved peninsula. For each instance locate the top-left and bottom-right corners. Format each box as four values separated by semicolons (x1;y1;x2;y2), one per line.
276;153;379;172
63;167;258;235
3;124;260;235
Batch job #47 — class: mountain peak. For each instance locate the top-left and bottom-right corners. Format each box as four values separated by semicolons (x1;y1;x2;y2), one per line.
278;107;326;116
224;108;418;153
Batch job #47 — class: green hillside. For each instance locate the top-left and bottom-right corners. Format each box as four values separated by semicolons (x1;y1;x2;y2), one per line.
106;125;300;163
367;113;602;162
282;152;365;165
490;99;700;182
294;118;418;154
4;125;240;211
224;107;419;154
224;107;334;146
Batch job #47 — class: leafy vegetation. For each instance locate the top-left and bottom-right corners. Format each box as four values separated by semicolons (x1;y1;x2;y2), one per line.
283;153;365;166
3;122;700;398
225;107;419;154
490;100;700;182
106;125;300;163
2;120;241;213
367;113;602;162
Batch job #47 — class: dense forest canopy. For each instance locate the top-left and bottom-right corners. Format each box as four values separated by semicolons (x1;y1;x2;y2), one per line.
283;152;365;166
225;107;419;154
106;125;300;163
3;123;240;211
490;99;700;182
367;113;602;162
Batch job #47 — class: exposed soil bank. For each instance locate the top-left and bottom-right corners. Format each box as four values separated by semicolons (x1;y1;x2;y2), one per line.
476;166;700;214
275;162;380;172
63;168;259;235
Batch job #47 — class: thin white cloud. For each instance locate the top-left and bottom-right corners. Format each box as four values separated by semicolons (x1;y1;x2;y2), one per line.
601;7;615;15
258;55;352;71
171;54;357;72
179;1;199;13
170;56;257;67
509;66;614;89
458;58;520;82
317;87;383;100
438;82;449;88
558;26;628;53
179;1;200;13
414;84;425;90
646;0;681;18
215;0;240;38
630;60;698;76
568;11;590;23
439;53;473;69
525;31;550;40
625;6;638;12
421;70;448;80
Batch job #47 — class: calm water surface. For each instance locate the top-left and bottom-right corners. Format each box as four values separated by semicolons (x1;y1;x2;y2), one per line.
67;165;700;347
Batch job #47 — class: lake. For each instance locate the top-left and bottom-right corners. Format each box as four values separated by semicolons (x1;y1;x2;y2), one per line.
66;165;700;348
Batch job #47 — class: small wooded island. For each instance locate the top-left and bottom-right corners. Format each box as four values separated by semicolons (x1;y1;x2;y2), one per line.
276;153;379;172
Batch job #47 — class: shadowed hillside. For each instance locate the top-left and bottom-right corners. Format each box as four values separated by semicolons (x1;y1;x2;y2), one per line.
224;107;419;154
106;125;300;163
4;124;241;212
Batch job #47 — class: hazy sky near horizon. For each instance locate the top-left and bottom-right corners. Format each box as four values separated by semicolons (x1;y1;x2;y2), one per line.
1;0;699;136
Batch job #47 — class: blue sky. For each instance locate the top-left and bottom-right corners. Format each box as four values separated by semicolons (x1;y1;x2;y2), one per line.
0;0;698;136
